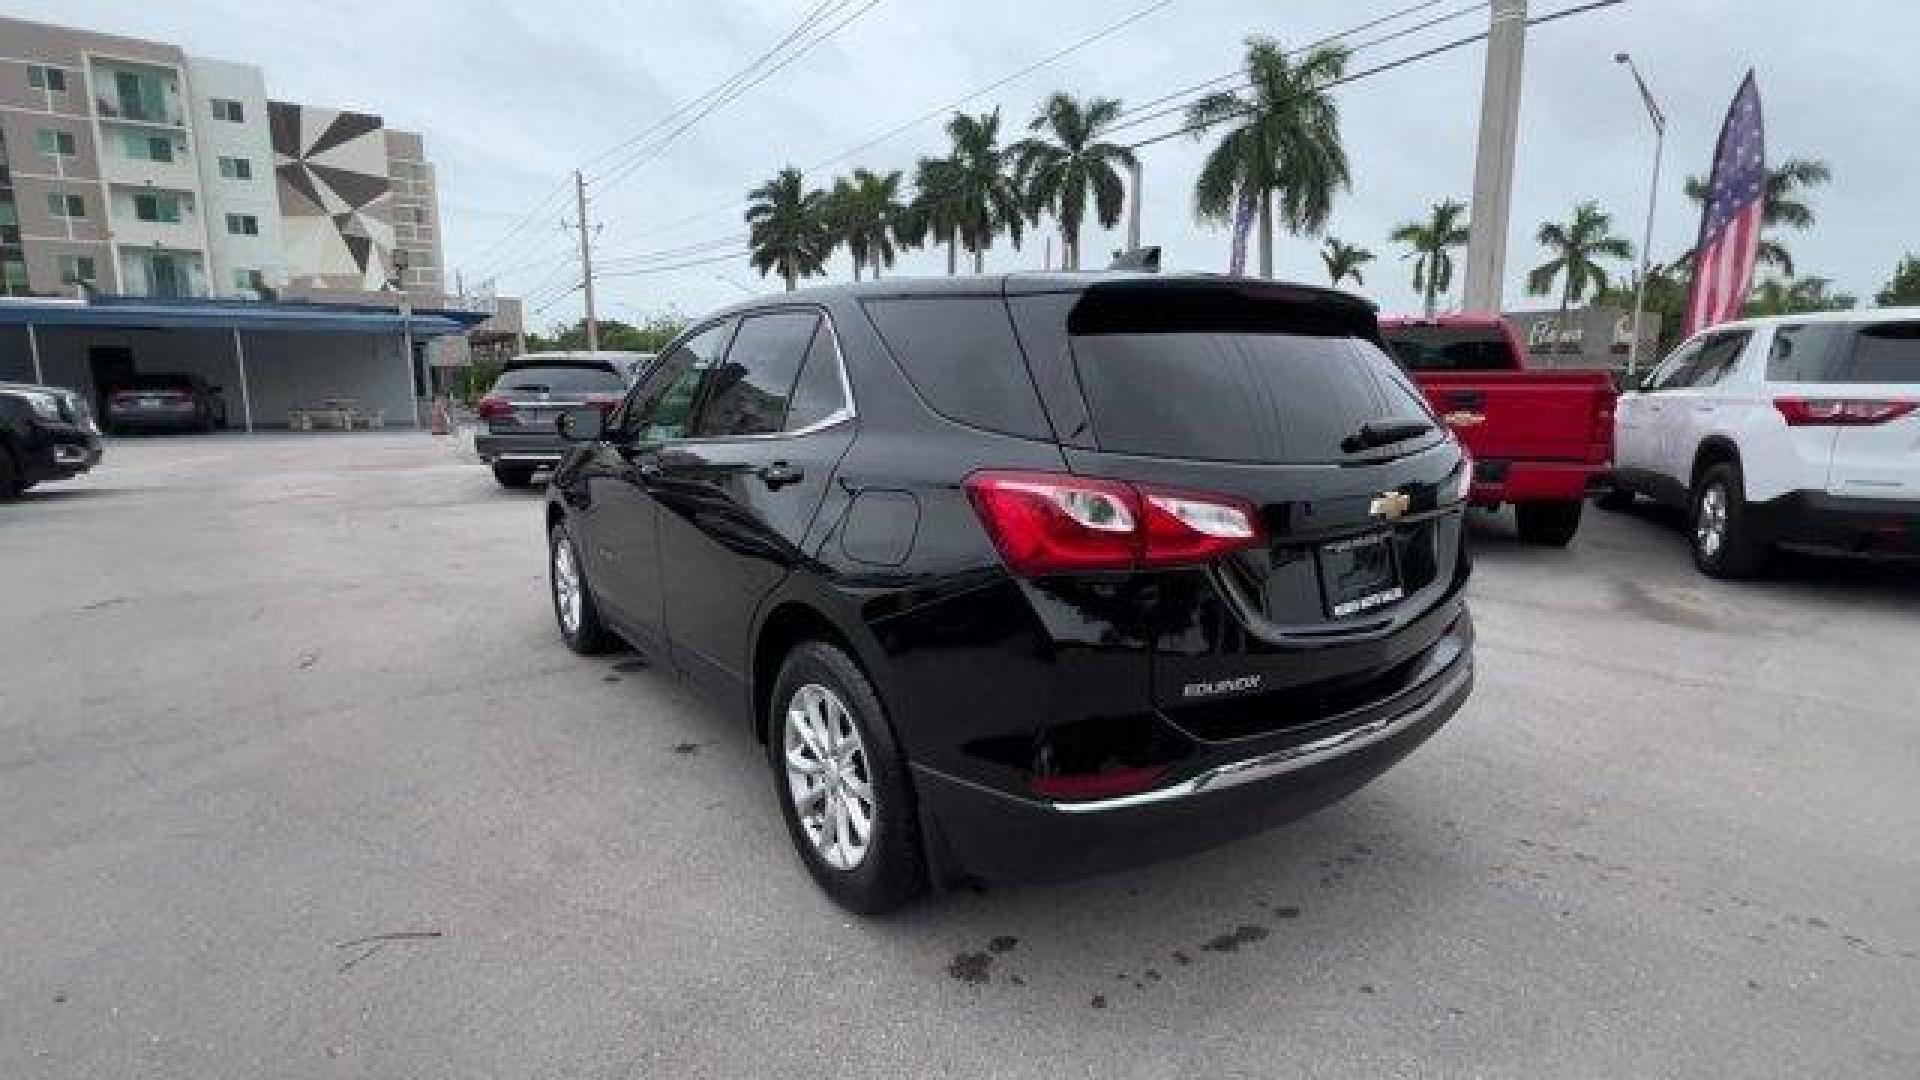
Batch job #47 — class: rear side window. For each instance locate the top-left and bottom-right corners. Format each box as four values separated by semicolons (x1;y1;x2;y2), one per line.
694;310;819;437
1072;332;1433;463
1768;322;1920;384
863;296;1050;439
784;324;850;431
1380;325;1517;371
492;364;624;395
1846;323;1920;383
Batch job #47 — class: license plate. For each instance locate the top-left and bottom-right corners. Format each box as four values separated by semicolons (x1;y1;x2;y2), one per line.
139;396;162;407
517;407;555;427
1319;532;1403;618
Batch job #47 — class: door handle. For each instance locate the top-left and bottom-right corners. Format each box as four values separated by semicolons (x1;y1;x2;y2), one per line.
1692;404;1713;413
1445;390;1485;408
757;461;804;490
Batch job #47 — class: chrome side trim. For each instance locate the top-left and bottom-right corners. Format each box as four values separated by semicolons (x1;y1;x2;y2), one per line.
1048;661;1472;815
495;453;564;463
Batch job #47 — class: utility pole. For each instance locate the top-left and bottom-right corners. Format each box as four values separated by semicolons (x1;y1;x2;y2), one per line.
1126;158;1143;254
1461;0;1527;314
1617;52;1666;383
571;169;600;352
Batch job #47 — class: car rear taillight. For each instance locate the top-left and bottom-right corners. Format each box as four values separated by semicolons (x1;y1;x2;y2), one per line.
963;470;1262;575
476;394;516;421
1774;397;1918;426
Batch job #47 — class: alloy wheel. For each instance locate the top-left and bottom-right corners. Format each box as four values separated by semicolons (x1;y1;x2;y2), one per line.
783;683;875;871
1695;484;1728;561
553;536;582;637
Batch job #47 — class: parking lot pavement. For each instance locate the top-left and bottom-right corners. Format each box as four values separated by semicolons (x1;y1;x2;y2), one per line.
3;432;1916;1080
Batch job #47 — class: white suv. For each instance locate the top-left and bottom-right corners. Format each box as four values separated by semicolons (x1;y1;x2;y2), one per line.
1600;310;1920;577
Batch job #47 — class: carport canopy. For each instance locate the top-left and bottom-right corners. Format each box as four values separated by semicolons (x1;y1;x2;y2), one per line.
0;295;487;432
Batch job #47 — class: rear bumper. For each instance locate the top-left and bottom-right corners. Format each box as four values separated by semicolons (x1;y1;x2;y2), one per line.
475;431;568;465
1470;459;1605;506
1750;492;1920;558
913;624;1474;883
107;410;201;431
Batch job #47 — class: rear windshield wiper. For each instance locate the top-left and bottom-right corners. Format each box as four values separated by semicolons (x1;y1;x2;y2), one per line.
1341;419;1435;454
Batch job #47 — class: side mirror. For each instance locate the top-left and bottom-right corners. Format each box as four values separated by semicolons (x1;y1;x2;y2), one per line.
557;406;605;441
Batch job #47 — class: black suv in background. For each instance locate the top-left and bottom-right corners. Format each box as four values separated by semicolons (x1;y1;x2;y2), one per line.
475;352;647;487
545;275;1475;912
102;371;227;433
1;381;102;498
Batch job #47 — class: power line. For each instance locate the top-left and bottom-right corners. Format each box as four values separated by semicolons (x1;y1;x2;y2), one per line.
1123;0;1625;151
607;0;1177;252
597;249;754;280
578;0;848;177
468;2;856;285
1104;0;1492;136
589;0;884;195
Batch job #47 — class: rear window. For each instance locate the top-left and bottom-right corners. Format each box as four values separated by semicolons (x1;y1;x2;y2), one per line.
1072;332;1435;463
119;373;193;391
863;296;1051;439
1380;325;1518;371
491;364;624;395
1768;321;1920;384
1848;323;1920;383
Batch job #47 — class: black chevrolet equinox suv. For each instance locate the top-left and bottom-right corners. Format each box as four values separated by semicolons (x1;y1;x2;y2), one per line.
545;274;1475;913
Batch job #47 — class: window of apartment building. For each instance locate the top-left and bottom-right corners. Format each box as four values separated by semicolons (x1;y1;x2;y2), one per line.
2;257;28;295
225;213;259;236
0;197;18;243
232;267;267;292
28;65;68;93
210;98;245;123
57;253;97;285
123;132;176;163
35;129;78;157
218;156;252;180
134;192;183;223
48;192;85;219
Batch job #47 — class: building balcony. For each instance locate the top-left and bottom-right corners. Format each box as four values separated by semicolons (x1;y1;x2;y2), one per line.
100;150;199;192
94;97;185;129
112;216;204;252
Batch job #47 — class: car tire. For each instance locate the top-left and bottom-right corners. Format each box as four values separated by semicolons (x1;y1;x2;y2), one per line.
1515;500;1583;547
0;445;21;500
1594;484;1636;511
493;463;536;488
1690;462;1770;578
769;639;926;915
549;519;615;655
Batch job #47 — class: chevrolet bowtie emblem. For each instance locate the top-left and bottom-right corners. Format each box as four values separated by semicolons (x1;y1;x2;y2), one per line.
1370;490;1412;520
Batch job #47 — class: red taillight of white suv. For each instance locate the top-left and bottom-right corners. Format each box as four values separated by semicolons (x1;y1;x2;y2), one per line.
476;394;517;422
1774;397;1919;426
963;470;1262;574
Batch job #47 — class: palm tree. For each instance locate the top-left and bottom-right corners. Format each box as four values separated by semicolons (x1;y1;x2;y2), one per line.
1008;93;1135;271
1744;275;1857;317
1684;155;1831;275
1390;199;1470;316
902;156;963;275
828;168;906;282
941;109;1024;273
1527;201;1634;323
1319;236;1374;288
1188;37;1351;278
745;166;832;292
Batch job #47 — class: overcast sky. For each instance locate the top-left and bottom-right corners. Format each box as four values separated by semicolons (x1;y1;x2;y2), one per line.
27;0;1920;327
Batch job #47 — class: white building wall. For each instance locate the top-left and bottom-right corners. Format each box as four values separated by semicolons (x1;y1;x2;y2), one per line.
185;57;285;298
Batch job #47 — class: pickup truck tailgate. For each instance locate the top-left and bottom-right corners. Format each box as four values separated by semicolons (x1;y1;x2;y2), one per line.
1418;370;1615;463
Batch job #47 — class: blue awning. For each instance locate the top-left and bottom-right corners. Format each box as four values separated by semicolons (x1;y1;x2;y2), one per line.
0;295;488;337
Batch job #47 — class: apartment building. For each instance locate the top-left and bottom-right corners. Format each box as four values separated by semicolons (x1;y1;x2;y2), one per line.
0;15;446;305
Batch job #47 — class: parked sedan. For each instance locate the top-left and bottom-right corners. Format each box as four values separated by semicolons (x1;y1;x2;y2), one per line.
103;372;227;434
1;381;102;498
543;275;1476;913
474;352;647;487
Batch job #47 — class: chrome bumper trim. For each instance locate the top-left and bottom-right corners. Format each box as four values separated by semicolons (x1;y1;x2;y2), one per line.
1049;661;1472;814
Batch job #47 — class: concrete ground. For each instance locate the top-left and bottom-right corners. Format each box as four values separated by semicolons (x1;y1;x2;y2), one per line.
3;432;1916;1080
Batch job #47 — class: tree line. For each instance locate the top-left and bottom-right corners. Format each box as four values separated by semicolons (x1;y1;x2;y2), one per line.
733;34;1914;344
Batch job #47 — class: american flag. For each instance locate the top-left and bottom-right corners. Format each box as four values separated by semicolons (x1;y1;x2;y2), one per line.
1684;72;1766;336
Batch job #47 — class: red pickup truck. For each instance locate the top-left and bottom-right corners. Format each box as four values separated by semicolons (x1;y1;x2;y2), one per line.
1378;315;1616;546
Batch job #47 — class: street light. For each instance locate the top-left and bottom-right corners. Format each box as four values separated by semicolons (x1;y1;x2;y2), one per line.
1616;51;1666;383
